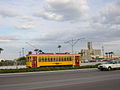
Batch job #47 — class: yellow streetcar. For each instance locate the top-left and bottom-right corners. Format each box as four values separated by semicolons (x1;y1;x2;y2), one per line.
26;53;81;68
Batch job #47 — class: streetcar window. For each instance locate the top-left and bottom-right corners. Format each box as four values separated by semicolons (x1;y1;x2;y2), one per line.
70;57;72;61
58;57;59;61
48;57;51;62
49;57;51;62
59;56;61;61
66;56;68;61
64;57;66;61
51;57;53;61
27;57;29;62
53;57;55;62
43;57;45;62
28;57;30;62
28;57;31;62
62;57;64;61
54;57;56;61
41;57;43;62
47;57;48;62
45;57;47;62
55;56;58;61
48;57;50;62
39;57;41;62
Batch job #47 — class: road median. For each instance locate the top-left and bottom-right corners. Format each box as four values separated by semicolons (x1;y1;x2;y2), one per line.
0;64;100;73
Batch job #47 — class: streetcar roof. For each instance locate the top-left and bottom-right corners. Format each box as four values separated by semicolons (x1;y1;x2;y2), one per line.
26;53;80;56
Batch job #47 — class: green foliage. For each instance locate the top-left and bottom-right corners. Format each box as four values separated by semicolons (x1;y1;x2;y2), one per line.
17;56;26;61
0;64;100;73
0;48;4;54
28;51;32;54
17;56;26;65
58;45;61;48
34;49;39;54
0;60;14;66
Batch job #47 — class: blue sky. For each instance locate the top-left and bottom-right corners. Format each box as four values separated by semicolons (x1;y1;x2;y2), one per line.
0;0;120;60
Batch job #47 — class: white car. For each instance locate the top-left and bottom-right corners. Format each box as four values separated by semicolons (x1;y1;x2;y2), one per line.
98;60;120;71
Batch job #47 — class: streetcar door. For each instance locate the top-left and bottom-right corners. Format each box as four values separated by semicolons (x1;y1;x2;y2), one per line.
32;57;37;68
75;56;80;66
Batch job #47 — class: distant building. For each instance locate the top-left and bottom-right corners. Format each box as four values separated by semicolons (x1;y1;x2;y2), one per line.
81;42;101;60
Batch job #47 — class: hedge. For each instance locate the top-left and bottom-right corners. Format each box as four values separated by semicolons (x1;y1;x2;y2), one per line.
0;64;100;73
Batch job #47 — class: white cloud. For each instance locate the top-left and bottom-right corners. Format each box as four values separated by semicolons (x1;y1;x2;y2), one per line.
93;0;120;25
15;24;34;30
0;40;11;43
0;0;120;59
34;11;63;21
90;0;120;43
0;8;19;17
33;0;89;21
0;35;21;43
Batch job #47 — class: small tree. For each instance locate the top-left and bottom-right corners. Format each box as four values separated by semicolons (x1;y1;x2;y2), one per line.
78;52;83;57
34;49;39;54
58;45;61;53
28;51;32;54
0;48;4;54
110;52;114;58
108;52;112;58
38;50;43;54
17;56;26;65
105;52;108;58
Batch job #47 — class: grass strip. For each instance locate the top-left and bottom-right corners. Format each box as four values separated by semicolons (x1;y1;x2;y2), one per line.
0;64;100;73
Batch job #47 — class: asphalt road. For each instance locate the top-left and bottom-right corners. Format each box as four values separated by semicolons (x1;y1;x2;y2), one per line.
0;68;120;90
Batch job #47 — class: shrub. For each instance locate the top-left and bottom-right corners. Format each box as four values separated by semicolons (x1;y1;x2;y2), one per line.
0;64;99;73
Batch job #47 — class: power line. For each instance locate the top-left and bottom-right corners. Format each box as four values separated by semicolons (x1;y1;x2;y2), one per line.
25;42;37;49
64;38;85;54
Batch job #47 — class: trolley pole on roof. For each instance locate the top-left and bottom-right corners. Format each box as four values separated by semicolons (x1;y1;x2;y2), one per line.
64;38;85;68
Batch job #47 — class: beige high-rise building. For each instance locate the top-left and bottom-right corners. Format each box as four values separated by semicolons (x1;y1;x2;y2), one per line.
81;42;101;60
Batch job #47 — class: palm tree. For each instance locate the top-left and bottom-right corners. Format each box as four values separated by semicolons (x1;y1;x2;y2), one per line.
58;45;61;53
78;52;83;57
28;51;32;54
110;52;114;58
108;52;111;58
38;50;43;54
105;52;108;58
34;49;39;54
0;48;4;54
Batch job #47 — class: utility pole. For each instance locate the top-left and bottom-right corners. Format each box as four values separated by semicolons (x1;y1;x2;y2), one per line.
65;38;85;68
22;48;24;57
64;38;85;54
19;51;21;57
102;46;104;58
